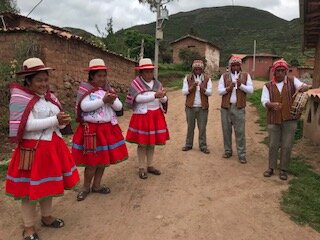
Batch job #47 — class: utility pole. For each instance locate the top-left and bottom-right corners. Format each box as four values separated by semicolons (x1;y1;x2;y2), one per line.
139;0;170;80
154;2;161;79
153;1;169;80
252;40;257;79
139;38;145;60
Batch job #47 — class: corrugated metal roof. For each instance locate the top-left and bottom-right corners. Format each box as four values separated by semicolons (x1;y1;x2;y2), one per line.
306;88;320;98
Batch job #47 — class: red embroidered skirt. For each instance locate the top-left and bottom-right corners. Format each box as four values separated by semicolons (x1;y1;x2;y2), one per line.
5;133;79;201
126;108;170;145
72;122;128;167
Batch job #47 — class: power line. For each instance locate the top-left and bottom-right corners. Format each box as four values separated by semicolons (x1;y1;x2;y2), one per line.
27;0;44;17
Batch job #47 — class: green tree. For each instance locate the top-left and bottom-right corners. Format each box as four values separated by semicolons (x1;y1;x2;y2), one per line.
290;58;300;67
124;30;155;59
95;19;128;56
0;0;19;13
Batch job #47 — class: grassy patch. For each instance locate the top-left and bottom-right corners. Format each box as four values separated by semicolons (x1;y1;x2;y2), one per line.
158;65;187;90
281;156;320;232
249;89;320;232
248;89;267;130
164;78;183;90
0;161;8;180
254;77;269;82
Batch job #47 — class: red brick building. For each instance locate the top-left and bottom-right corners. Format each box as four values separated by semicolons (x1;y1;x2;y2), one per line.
228;53;281;80
170;35;220;75
0;12;136;108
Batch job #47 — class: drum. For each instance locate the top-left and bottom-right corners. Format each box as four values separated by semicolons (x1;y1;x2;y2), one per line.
290;92;309;118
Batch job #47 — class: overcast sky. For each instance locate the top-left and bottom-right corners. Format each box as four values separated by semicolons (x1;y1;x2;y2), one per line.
16;0;300;35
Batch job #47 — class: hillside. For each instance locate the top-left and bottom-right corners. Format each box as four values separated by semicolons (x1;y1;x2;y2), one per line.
116;6;305;64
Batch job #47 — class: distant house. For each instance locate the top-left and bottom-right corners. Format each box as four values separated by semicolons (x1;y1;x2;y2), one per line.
228;53;281;80
0;12;136;108
170;34;220;75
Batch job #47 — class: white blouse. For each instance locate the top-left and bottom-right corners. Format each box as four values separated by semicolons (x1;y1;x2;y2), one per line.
23;96;64;141
133;80;167;114
81;89;122;124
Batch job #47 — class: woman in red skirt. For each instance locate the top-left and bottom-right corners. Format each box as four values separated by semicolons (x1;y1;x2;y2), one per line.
6;58;80;240
126;58;169;179
72;59;128;201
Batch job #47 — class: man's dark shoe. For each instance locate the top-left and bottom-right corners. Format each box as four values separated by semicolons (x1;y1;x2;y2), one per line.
263;168;274;177
279;170;288;180
182;146;192;151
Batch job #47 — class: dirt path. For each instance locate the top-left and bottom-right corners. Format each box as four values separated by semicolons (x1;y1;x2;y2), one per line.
1;81;319;240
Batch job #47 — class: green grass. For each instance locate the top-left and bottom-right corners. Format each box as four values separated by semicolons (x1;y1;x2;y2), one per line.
0;161;8;179
249;89;320;232
158;65;187;90
281;157;320;232
248;89;267;130
255;77;269;82
164;78;183;90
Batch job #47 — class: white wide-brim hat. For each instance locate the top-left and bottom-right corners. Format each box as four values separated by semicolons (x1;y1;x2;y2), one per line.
84;58;108;71
135;58;155;70
16;58;54;76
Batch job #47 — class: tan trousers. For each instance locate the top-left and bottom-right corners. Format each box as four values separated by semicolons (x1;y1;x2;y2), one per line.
21;198;52;227
220;105;246;159
137;145;155;169
267;120;297;171
185;107;209;150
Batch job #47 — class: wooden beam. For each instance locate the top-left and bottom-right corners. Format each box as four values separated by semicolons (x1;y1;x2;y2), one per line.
306;11;320;19
313;36;320;88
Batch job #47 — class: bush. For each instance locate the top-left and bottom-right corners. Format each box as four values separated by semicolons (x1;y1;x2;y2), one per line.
0;60;19;135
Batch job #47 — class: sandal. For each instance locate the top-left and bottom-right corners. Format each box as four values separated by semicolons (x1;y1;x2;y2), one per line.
41;218;64;228
182;146;192;151
263;168;274;177
139;168;148;179
23;231;39;240
222;152;232;158
201;148;210;154
77;189;90;201
147;167;161;175
91;185;111;194
279;170;288;181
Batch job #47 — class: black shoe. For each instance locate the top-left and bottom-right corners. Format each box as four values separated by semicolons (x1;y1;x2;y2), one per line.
222;152;232;158
182;146;192;151
201;148;210;154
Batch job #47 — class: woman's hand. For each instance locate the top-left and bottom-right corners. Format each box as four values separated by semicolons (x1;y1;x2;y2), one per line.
57;112;71;125
155;89;166;99
103;92;117;104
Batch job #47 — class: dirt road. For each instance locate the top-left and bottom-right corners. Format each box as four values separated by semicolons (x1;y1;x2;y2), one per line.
1;81;319;240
